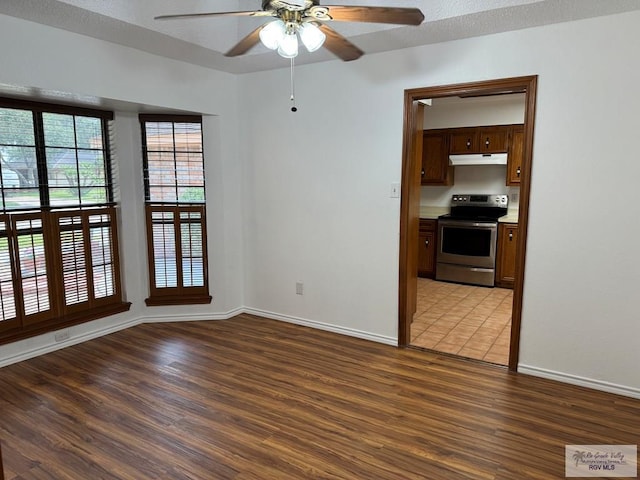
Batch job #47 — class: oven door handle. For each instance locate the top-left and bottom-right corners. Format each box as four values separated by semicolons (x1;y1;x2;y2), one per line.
469;267;494;273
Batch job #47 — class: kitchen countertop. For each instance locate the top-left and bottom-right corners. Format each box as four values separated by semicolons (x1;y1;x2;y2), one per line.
498;212;519;223
419;206;449;219
419;205;519;223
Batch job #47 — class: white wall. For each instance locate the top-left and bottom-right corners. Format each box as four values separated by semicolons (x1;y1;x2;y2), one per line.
423;94;526;129
0;14;245;365
1;10;639;398
240;11;640;396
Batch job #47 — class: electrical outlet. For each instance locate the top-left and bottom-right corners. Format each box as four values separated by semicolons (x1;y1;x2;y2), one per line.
296;282;304;295
54;330;70;342
510;193;519;203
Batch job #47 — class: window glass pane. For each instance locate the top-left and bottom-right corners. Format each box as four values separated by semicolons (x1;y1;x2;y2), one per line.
173;123;202;152
49;187;81;207
149;186;177;203
145;122;175;151
0;108;35;145
4;189;41;210
42;113;76;148
143;120;205;204
47;147;78;187
178;186;205;203
75;116;103;149
1;145;39;188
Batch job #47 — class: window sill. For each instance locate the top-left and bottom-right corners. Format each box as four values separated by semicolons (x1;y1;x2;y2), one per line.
145;294;212;306
0;301;132;346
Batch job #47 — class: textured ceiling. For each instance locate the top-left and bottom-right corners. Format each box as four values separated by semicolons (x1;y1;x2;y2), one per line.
2;0;640;74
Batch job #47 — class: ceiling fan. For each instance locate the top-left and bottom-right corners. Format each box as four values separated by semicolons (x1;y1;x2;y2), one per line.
155;0;425;61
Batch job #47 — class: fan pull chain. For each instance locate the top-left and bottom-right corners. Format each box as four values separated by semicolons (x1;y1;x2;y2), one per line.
290;57;297;112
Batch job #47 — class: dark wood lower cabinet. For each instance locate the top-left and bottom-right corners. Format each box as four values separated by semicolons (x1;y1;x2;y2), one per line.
418;219;437;278
496;222;518;288
0;440;4;480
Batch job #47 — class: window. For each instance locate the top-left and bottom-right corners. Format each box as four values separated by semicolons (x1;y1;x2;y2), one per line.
140;115;210;305
0;98;129;344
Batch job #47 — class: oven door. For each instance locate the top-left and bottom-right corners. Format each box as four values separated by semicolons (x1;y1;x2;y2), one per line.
437;219;498;269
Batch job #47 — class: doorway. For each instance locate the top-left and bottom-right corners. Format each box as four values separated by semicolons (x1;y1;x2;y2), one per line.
397;76;537;371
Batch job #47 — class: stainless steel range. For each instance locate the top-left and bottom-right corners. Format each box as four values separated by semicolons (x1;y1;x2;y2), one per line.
436;194;508;287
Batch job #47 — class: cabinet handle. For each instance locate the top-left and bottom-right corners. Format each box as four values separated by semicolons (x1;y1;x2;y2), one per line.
516;166;521;177
425;239;429;246
509;232;513;241
466;139;471;149
485;137;490;147
421;169;425;176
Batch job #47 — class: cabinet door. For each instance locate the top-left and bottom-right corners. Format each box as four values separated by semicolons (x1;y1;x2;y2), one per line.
421;132;453;186
507;126;524;185
496;223;518;288
418;231;436;278
418;220;437;278
478;127;509;153
449;129;478;153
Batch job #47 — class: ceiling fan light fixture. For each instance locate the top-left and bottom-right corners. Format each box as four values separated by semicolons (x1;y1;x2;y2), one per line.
259;20;286;50
277;31;299;58
299;22;325;52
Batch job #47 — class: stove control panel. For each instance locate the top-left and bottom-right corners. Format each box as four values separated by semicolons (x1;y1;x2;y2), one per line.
451;194;508;207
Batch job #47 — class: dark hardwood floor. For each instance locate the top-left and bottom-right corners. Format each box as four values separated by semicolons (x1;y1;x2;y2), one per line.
0;314;638;479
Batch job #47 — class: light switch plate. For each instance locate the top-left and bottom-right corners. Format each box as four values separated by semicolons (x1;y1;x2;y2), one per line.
390;182;400;198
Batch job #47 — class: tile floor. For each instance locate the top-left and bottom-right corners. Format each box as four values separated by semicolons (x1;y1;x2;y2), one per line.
411;278;512;365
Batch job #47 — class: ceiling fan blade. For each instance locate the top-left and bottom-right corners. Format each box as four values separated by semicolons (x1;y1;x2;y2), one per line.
317;24;364;62
225;25;264;57
155;10;274;21
320;6;424;25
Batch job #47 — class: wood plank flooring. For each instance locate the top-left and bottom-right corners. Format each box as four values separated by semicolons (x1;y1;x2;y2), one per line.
0;314;638;479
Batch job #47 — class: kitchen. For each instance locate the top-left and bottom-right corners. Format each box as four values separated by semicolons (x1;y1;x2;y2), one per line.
411;92;525;366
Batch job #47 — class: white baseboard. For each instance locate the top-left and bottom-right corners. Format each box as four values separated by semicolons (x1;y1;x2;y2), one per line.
0;316;143;368
518;364;640;399
243;307;398;346
141;307;245;323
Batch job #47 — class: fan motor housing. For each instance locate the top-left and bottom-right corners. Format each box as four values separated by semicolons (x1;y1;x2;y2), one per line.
263;0;319;12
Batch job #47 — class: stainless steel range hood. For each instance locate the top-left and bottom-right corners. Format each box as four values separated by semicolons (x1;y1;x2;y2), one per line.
449;153;508;166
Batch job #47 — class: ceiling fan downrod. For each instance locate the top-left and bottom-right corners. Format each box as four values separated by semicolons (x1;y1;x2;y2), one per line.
290;57;297;112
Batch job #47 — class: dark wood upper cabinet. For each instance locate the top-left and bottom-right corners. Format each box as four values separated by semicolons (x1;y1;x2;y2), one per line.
421;130;454;186
478;126;509;153
449;125;511;154
507;125;524;185
449;128;478;153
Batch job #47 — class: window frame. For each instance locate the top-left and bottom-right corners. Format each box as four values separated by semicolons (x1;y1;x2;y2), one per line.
139;115;211;306
0;97;130;345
